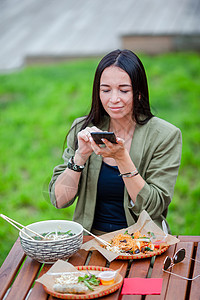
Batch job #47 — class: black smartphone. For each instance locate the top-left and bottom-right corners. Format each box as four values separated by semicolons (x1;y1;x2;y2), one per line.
90;132;117;144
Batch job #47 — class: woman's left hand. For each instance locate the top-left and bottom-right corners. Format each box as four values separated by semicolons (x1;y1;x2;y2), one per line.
90;136;126;160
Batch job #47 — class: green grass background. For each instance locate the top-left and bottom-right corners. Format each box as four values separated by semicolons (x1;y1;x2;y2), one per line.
0;53;200;266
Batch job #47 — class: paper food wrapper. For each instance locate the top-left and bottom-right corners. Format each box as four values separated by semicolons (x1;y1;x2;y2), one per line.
81;210;180;262
36;260;78;290
36;260;122;295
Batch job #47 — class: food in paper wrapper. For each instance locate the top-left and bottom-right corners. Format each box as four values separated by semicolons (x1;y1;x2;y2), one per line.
81;211;180;262
36;260;125;298
53;273;89;294
102;230;167;255
54;282;89;294
53;271;101;294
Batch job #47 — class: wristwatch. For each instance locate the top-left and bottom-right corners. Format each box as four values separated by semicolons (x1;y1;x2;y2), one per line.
67;156;85;172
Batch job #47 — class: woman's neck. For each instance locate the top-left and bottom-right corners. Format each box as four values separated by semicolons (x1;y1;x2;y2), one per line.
103;118;135;166
109;118;136;140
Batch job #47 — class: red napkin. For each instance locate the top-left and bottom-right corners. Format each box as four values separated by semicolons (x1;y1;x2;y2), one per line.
121;278;163;295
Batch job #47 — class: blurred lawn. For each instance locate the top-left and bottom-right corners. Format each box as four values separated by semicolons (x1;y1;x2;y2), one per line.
0;53;200;266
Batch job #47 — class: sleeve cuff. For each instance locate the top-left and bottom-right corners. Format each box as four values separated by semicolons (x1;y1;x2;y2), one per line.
128;182;150;212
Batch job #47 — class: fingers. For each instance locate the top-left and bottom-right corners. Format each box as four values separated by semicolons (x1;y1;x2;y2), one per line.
78;127;125;158
89;137;101;152
90;136;125;158
78;126;102;142
101;138;114;149
77;130;90;142
101;137;125;153
116;137;124;146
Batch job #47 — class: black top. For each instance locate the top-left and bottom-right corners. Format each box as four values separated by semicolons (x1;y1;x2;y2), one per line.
92;161;128;232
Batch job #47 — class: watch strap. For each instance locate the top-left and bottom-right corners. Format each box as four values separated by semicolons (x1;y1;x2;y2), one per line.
67;156;85;172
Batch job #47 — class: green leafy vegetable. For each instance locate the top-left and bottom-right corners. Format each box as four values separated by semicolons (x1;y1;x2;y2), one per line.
145;247;153;252
78;274;100;291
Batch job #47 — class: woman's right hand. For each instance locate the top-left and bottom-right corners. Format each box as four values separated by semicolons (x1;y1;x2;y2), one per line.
75;126;100;164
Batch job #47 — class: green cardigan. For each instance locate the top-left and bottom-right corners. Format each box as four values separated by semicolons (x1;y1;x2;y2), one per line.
49;116;182;232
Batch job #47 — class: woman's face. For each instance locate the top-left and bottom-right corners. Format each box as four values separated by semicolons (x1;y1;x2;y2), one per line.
99;66;133;122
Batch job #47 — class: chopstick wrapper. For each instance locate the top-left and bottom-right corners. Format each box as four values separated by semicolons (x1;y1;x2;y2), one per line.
81;210;180;262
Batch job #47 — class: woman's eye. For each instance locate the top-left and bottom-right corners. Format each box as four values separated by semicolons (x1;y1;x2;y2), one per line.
120;90;129;93
101;90;110;93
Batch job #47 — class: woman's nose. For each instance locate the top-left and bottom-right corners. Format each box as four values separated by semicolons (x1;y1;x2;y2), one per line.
110;91;120;103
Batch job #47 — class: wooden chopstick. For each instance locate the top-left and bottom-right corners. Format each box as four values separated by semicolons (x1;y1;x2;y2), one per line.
0;214;45;240
83;228;111;247
0;214;35;240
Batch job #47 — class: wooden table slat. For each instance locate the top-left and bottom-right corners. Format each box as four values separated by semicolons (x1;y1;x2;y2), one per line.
165;242;194;300
88;250;107;267
5;256;41;300
178;236;200;244
145;244;177;300
28;264;52;300
68;249;91;266
0;238;26;299
189;242;200;300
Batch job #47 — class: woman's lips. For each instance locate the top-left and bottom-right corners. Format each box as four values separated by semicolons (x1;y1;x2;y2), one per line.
109;106;123;111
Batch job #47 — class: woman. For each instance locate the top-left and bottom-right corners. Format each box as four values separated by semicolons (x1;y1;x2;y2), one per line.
49;49;182;234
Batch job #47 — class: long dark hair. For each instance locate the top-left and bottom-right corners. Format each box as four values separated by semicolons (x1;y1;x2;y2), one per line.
64;49;153;149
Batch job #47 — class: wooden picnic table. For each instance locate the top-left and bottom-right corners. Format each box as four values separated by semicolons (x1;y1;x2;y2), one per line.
0;235;200;300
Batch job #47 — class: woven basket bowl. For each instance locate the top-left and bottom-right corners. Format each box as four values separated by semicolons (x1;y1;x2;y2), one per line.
19;220;83;263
